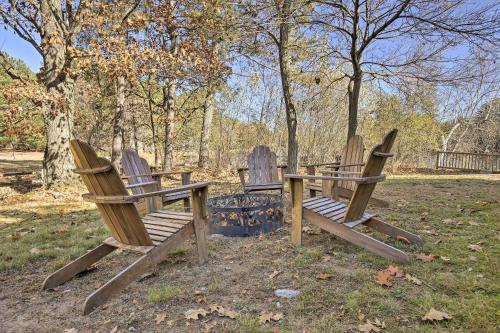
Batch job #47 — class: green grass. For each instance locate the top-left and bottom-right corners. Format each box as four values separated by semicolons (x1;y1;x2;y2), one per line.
147;285;181;303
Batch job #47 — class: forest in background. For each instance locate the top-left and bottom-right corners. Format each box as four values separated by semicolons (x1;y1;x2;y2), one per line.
0;1;499;185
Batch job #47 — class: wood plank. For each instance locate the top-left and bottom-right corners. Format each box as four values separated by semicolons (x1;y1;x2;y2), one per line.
148;212;193;221
303;197;332;209
364;217;424;245
42;243;116;290
143;223;181;233
344;130;397;222
103;237;154;254
290;178;303;245
146;228;174;238
316;202;345;215
304;209;410;263
142;217;189;228
312;201;343;213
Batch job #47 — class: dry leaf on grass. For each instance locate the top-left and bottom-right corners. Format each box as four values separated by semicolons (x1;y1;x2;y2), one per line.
386;265;404;278
269;270;281;279
109;327;118;333
64;329;78;333
421;308;452;321
358;322;380;332
443;218;462;225
468;221;480;226
259;311;284;323
467;244;482;252
405;274;422;286
375;270;393;287
155;312;167;324
357;310;365;321
194;297;207;303
185;308;209;320
316;273;336;280
243;243;254;252
209;304;238;319
416;253;437;262
321;255;333;262
193;290;206;295
30;247;42;254
396;235;410;244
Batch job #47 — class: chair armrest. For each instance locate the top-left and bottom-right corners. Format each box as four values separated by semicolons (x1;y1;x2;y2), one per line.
319;169;361;175
130;182;209;200
300;162;340;168
285;174;385;184
125;181;159;189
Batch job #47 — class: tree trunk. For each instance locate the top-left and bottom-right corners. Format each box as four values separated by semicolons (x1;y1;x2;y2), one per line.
40;0;76;186
277;0;299;173
42;83;74;186
198;86;215;168
347;73;362;139
146;83;158;168
111;75;126;167
163;82;176;171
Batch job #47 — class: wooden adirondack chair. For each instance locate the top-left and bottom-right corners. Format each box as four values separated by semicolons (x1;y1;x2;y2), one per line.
304;135;389;207
238;145;287;194
287;130;423;263
42;140;209;315
121;150;191;213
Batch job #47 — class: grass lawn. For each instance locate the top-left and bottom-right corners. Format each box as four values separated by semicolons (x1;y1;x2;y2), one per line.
0;171;498;332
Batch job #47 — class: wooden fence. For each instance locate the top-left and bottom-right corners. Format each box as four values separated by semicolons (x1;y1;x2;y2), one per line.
435;151;500;173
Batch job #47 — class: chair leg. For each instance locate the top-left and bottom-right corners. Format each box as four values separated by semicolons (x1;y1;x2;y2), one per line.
365;217;424;246
42;243;116;290
306;212;410;263
83;254;151;315
191;187;209;264
183;198;190;212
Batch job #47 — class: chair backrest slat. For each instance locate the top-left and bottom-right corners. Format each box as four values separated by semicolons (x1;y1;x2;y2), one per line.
71;140;153;246
247;145;279;184
122;150;156;195
344;130;397;222
338;135;365;191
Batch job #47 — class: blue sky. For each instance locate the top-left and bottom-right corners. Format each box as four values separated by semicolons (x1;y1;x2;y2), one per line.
1;27;42;71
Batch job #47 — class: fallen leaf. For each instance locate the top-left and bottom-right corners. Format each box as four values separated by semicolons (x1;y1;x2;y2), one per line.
259;311;284;323
386;265;404;278
321;255;333;262
269;270;281;279
423;229;439;236
468;221;480;226
185;308;208;320
357;310;365;321
30;247;42;254
155;312;167;324
405;273;422;286
373;318;385;328
375;270;392;287
193;289;206;295
166;320;174;327
358;321;381;332
316;273;336;280
396;235;410;244
467;244;482;252
442;218;462;225
64;329;78;333
416;253;437;262
109;326;118;333
421;308;452;321
194;297;207;303
243;243;254;252
209;304;238;319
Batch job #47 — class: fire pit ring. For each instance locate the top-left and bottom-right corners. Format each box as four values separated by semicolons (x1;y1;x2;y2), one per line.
207;193;284;237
